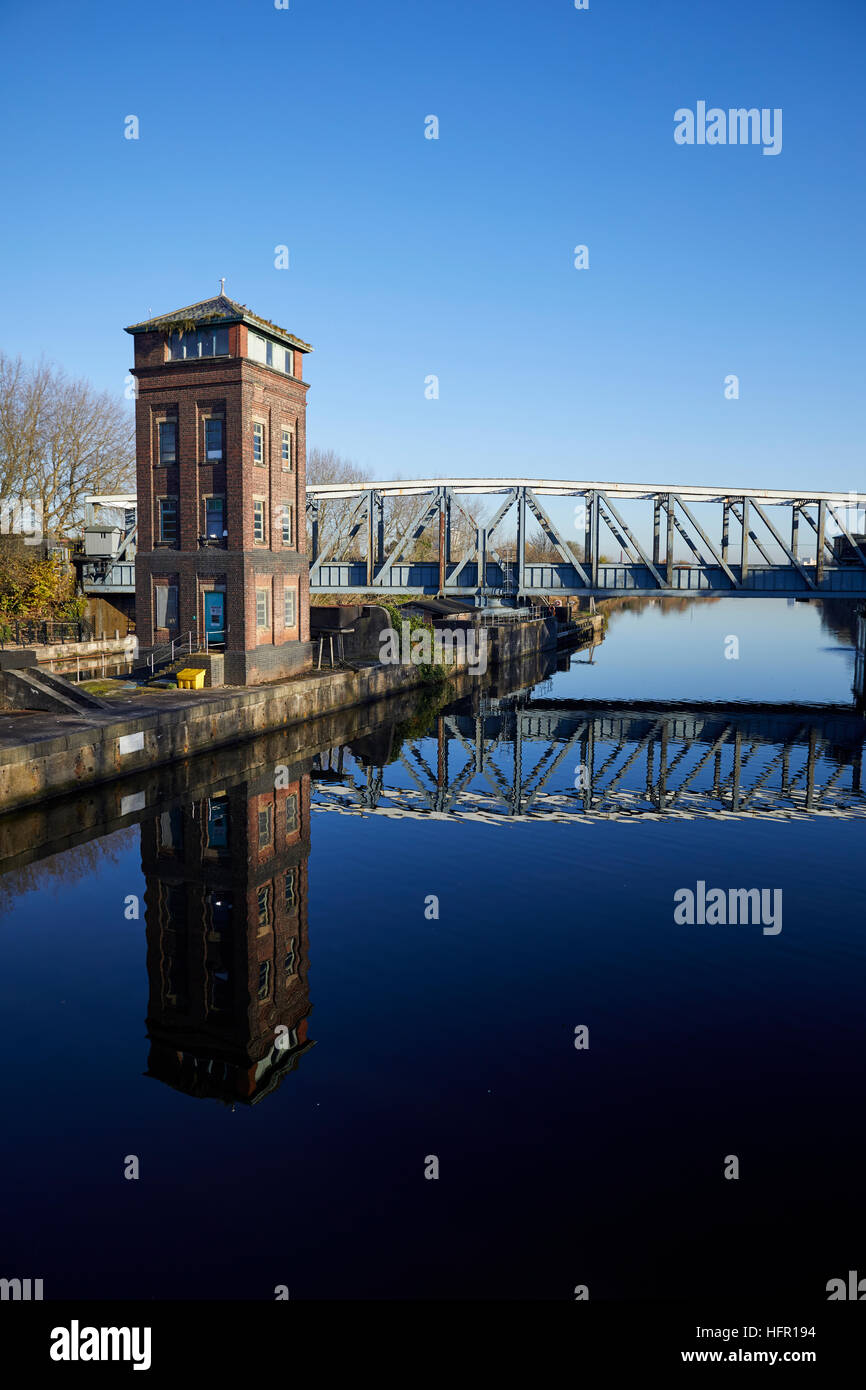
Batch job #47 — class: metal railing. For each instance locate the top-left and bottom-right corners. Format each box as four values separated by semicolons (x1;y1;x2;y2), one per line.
0;617;94;647
141;630;205;677
476;604;549;626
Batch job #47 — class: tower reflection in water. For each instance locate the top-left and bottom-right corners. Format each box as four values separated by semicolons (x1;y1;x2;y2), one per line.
141;769;313;1105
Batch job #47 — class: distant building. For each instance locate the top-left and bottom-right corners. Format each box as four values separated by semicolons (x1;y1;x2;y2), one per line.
126;293;313;684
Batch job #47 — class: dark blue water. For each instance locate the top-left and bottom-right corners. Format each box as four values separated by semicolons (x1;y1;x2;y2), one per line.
1;598;863;1300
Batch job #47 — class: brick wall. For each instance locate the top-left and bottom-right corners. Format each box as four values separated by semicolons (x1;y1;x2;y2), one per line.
132;321;311;678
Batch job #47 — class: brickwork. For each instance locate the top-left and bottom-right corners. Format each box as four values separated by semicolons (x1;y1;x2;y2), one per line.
128;299;312;683
142;772;313;1103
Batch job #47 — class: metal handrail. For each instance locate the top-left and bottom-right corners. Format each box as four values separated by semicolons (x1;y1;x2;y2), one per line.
143;630;196;676
475;604;549;626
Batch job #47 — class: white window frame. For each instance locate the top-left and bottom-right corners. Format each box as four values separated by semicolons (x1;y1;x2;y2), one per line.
252;421;265;466
284;585;296;628
281;428;294;470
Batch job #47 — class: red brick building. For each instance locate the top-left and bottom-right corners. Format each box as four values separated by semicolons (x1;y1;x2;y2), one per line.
126;292;313;684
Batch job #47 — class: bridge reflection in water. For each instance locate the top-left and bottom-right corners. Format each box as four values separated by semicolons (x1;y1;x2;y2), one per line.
312;696;866;823
1;652;864;1114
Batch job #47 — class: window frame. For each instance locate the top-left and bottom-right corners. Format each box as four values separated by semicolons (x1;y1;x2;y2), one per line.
157;496;179;545
158;420;177;464
203;494;226;542
252;420;265;466
255;586;270;628
280;504;293;546
253;497;267;545
284;584;296;629
169;327;229;360
281;428;294;471
154;581;179;630
204;416;224;460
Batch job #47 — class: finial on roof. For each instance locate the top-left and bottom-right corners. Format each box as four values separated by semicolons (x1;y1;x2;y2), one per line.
219;277;226;296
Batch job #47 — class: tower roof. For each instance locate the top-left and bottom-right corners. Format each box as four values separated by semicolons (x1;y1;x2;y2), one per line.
125;294;313;353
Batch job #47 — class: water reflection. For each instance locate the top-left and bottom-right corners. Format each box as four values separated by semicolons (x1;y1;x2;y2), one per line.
1;647;865;1119
142;772;313;1105
314;691;866;823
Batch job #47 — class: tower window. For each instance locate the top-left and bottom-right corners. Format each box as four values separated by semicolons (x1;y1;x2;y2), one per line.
169;327;229;359
154;582;178;629
158;421;176;464
253;421;264;465
256;587;270;627
204;495;226;540
158;497;178;544
284;585;296;629
253;499;266;543
280;504;293;545
204;418;223;459
281;429;294;469
248;332;294;374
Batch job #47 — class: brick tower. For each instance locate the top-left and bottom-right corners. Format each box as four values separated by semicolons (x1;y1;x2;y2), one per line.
126;291;313;685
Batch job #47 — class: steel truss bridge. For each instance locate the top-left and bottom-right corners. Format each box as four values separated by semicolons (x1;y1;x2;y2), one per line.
307;479;866;601
311;700;866;824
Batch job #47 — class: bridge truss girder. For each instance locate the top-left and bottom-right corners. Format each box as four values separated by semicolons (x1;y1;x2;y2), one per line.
305;480;866;600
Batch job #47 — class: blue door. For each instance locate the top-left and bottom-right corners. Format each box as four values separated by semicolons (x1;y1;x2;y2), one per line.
204;591;225;644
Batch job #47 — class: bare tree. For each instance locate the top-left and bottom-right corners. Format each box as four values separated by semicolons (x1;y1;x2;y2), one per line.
0;353;135;536
306;449;489;570
306;446;367;560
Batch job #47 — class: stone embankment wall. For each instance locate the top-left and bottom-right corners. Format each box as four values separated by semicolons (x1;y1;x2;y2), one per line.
0;618;557;811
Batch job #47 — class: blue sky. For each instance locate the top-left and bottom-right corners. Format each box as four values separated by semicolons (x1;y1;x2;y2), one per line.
1;0;864;500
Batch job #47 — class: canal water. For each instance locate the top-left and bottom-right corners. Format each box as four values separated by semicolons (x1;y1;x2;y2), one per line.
0;597;863;1300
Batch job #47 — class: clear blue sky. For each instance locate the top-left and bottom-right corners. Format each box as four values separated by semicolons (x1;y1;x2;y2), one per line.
1;0;863;499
